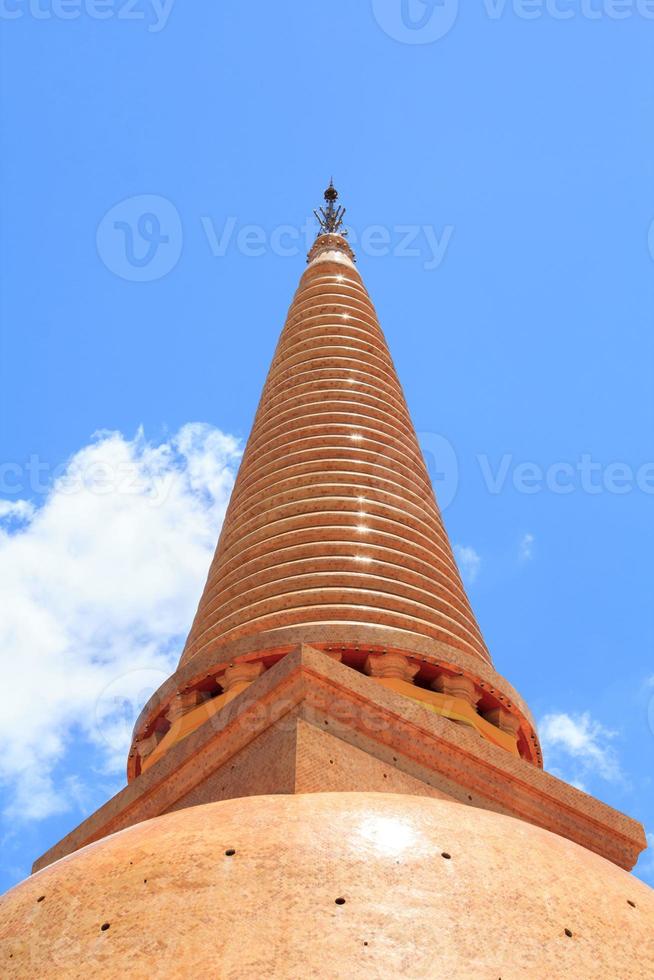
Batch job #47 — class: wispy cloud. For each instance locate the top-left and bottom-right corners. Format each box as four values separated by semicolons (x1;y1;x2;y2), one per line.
0;424;241;823
454;544;481;585
0;499;34;523
519;532;535;561
540;711;622;786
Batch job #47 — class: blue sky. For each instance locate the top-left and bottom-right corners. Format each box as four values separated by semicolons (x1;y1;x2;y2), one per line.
1;2;653;892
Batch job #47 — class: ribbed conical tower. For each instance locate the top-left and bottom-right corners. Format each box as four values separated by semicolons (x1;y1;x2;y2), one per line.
127;184;543;778
180;208;489;670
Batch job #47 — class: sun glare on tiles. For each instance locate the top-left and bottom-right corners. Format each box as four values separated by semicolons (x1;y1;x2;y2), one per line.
358;816;417;858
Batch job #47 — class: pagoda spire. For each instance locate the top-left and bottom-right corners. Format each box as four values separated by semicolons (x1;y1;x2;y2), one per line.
127;186;544;780
314;178;347;236
177;186;490;671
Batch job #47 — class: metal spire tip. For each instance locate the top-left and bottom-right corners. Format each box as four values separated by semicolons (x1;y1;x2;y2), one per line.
314;180;347;237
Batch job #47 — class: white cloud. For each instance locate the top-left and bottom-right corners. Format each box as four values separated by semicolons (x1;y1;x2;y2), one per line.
539;711;622;785
0;500;34;523
454;544;481;585
0;424;241;822
519;532;535;561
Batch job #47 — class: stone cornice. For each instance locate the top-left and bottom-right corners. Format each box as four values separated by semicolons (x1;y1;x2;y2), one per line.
35;647;645;875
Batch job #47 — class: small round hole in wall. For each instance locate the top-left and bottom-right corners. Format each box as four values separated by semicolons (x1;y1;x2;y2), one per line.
335;897;346;906
225;848;236;857
627;900;636;908
36;896;45;903
101;923;111;932
441;852;451;860
564;929;573;938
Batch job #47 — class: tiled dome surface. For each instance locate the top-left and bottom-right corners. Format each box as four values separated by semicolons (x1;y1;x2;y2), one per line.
3;793;653;978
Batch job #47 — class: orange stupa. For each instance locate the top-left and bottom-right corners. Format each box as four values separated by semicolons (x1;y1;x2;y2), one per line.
180;220;489;670
1;184;652;978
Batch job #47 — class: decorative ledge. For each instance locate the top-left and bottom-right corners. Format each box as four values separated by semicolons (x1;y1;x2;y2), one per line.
128;625;542;779
35;645;646;875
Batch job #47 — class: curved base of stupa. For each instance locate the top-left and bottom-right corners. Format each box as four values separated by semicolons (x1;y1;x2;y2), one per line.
2;792;652;978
